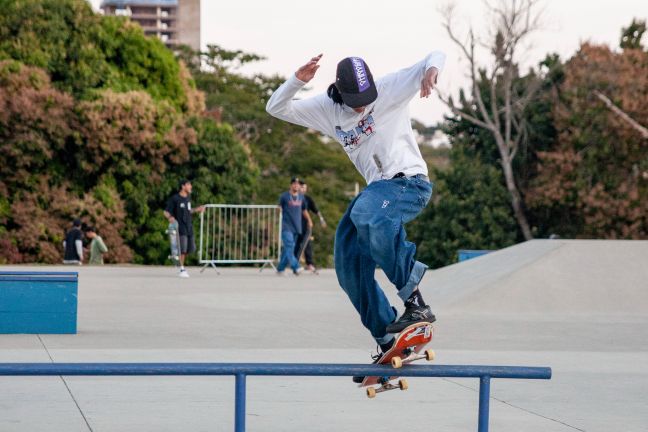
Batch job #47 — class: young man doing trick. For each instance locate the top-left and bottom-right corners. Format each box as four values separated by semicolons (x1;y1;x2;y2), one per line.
266;51;445;375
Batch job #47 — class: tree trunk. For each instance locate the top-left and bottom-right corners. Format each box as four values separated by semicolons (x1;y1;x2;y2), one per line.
501;154;534;240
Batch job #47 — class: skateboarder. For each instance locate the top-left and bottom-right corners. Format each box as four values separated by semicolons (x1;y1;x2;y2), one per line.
266;52;445;366
163;179;205;278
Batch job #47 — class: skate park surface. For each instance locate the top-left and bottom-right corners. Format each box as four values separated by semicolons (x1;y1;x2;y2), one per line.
1;239;647;431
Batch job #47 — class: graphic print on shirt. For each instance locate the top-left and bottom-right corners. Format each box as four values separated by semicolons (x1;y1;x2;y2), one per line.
335;109;376;151
288;196;303;208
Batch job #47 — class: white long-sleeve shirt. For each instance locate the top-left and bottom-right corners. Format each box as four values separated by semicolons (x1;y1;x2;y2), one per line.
266;51;446;184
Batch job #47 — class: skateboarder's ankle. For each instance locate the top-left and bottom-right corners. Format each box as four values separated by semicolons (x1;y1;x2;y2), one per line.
379;338;395;353
404;289;427;308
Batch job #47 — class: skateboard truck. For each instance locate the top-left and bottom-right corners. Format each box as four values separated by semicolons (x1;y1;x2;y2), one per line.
390;348;435;369
366;377;409;398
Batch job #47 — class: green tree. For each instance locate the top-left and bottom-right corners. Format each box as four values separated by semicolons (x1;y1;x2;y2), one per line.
620;19;646;50
0;2;259;264
410;146;518;269
0;0;198;112
527;42;648;238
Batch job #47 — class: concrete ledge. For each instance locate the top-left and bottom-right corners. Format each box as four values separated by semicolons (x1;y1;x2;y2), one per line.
0;272;78;334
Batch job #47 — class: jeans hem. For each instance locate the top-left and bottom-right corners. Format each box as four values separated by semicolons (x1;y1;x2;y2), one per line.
375;333;395;345
398;261;428;301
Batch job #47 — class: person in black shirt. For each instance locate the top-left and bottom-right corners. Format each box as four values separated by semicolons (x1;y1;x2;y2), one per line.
63;218;84;265
294;180;327;273
164;179;205;278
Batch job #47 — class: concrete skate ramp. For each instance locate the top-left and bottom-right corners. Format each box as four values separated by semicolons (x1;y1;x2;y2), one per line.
421;239;648;315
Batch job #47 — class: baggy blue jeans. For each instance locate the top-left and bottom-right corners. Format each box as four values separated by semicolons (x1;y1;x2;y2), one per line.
334;175;433;344
277;230;300;272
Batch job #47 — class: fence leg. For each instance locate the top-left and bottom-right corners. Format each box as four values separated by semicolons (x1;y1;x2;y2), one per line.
235;374;246;432
201;263;220;274
259;262;276;273
478;376;491;432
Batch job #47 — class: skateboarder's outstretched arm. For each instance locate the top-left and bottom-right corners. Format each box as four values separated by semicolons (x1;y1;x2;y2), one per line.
377;51;446;110
266;54;332;134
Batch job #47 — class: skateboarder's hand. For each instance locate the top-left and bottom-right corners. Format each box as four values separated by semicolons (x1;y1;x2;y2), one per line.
295;54;323;83
195;205;205;213
420;67;439;98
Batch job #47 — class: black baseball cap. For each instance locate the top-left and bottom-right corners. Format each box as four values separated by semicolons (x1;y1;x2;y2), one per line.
290;176;300;184
335;57;378;108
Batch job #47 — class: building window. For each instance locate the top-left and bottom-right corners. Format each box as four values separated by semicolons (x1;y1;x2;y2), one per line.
142;19;155;25
131;7;156;16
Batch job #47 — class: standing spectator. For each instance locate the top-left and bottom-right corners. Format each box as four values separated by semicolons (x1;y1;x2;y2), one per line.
294;180;327;273
85;226;108;265
277;177;312;275
63;218;84;265
163;179;205;278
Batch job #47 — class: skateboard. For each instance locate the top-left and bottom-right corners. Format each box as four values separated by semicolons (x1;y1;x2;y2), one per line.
296;226;318;274
360;322;435;398
296;226;312;260
166;223;181;267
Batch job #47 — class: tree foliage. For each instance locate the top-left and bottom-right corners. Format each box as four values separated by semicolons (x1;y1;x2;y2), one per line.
410;147;518;268
527;43;648;238
0;0;199;112
0;1;257;264
620;19;646;50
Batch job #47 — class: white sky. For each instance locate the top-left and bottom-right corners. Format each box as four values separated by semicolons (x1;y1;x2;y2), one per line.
90;0;647;125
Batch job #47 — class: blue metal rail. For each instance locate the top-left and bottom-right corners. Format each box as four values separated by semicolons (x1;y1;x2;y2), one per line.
0;362;551;432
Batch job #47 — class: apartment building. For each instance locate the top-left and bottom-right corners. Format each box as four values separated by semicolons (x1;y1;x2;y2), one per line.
100;0;200;51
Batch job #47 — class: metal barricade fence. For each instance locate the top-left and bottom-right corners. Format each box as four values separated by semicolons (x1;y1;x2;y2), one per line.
198;205;282;273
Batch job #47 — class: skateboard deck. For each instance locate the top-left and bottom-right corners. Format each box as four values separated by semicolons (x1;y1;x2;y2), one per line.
296;226;319;274
296;226;312;261
166;223;181;267
360;322;434;397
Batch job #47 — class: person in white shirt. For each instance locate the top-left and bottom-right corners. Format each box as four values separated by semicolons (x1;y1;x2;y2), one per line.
266;52;445;378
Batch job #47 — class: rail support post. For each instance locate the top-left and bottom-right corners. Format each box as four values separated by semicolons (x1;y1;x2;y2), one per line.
478;375;491;432
235;374;246;432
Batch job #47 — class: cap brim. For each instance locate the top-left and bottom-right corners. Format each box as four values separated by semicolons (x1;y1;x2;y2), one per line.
340;85;378;108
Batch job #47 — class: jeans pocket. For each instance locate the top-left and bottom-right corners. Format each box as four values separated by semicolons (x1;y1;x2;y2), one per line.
417;181;433;208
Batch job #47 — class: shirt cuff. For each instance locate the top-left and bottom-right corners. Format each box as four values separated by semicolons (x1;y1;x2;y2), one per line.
289;73;308;88
424;51;446;76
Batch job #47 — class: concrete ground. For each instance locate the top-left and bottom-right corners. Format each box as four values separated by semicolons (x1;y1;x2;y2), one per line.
1;239;647;431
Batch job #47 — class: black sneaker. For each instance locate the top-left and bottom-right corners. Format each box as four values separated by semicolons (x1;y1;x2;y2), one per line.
352;349;385;384
385;305;436;334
